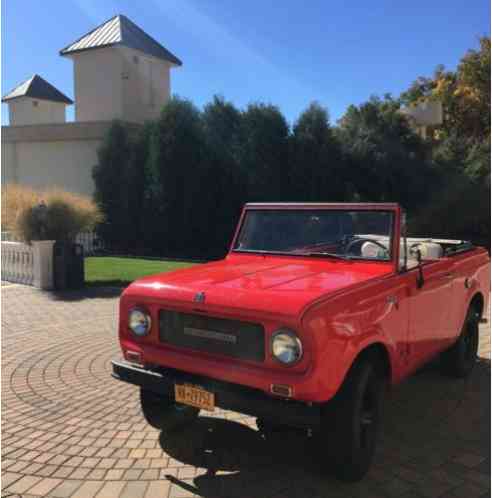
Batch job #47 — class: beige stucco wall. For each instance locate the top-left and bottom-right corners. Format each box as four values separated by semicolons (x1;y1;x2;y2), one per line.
121;47;171;122
1;121;141;197
2;139;18;183
71;48;124;122
2;140;99;196
8;98;67;125
68;46;171;123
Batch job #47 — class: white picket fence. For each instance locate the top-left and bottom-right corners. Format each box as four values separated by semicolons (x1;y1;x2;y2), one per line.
1;230;103;289
74;231;104;256
2;240;55;289
2;231;104;256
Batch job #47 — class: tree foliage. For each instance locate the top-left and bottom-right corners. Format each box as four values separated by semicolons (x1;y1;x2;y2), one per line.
92;121;134;249
202;96;246;253
401;36;490;245
290;102;348;201
401;37;490;166
93;38;490;257
239;103;290;201
336;96;436;210
144;97;212;255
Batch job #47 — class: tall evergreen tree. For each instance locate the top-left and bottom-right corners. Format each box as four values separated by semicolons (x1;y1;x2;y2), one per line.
336;96;436;211
239;103;290;201
202;96;246;253
92;121;134;249
291;102;348;201
129;122;155;253
144;97;210;256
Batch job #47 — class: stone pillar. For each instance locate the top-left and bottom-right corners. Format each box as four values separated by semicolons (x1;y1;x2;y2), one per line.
32;240;55;290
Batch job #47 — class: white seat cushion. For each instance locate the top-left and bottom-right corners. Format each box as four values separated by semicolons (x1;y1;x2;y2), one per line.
414;242;443;260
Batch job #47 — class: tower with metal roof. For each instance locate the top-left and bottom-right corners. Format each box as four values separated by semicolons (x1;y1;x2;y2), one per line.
60;14;182;123
2;74;73;126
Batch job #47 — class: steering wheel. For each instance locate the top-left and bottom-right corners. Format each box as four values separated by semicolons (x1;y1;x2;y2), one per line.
344;238;390;258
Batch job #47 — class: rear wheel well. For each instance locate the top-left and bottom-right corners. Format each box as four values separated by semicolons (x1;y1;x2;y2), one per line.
470;292;484;318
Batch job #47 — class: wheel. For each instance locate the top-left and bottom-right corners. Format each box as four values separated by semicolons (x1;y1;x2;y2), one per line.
140;388;199;431
442;306;480;378
317;358;386;482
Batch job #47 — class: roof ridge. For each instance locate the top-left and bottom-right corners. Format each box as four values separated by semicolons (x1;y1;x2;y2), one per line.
59;14;120;55
118;15;181;64
2;74;73;104
59;14;182;66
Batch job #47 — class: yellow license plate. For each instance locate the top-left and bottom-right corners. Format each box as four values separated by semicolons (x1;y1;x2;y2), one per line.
174;384;215;411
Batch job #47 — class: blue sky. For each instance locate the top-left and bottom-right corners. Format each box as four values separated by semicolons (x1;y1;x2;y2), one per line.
2;0;490;126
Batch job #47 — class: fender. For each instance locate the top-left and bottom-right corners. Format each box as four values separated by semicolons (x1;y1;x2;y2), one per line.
302;292;401;402
323;335;395;402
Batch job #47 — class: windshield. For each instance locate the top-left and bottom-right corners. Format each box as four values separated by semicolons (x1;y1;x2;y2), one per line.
233;209;394;261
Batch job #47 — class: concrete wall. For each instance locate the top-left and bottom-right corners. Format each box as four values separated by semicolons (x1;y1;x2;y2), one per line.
71;48;124;122
8;98;67;125
121;47;171;123
69;46;171;123
2;140;100;196
1;121;141;196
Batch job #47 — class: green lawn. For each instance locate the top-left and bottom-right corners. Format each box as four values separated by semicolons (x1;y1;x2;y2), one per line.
85;257;195;287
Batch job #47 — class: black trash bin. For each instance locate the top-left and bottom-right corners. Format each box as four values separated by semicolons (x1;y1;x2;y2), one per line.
54;241;85;290
68;243;84;289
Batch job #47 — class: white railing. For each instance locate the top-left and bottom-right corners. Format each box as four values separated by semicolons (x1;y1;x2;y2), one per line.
2;231;104;256
2;231;16;242
75;231;104;256
2;240;55;289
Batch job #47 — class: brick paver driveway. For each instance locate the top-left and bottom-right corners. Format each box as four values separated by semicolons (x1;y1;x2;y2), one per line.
2;285;490;498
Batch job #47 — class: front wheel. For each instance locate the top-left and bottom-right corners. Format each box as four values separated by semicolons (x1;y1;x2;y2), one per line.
140;388;199;431
317;358;385;482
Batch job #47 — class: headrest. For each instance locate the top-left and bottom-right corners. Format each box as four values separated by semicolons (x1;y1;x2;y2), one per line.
361;241;386;259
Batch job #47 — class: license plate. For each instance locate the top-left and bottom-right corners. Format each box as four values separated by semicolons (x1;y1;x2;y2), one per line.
174;383;215;411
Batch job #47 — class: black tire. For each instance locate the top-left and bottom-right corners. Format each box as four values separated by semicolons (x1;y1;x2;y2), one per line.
140;388;199;431
318;358;386;482
442;306;480;378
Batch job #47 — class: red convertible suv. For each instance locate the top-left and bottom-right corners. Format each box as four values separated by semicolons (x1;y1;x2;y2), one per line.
112;203;490;481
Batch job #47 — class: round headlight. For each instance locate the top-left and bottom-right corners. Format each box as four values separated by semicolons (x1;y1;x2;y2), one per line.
271;329;303;365
129;308;151;336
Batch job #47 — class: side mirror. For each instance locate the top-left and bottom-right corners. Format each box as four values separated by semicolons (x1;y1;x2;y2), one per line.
415;248;425;289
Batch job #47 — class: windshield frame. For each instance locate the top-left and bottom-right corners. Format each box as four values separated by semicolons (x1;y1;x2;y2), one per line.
230;203;401;270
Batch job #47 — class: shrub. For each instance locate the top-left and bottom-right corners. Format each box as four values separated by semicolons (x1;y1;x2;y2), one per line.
409;177;490;249
2;184;103;243
2;184;39;232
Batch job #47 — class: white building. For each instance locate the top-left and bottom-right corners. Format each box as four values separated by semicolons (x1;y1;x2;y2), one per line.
400;100;443;139
2;74;73;125
2;14;181;196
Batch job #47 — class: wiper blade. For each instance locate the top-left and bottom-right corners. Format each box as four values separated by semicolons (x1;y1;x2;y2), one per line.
303;252;351;260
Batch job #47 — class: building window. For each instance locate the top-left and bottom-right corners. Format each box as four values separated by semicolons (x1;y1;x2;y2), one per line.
32;100;38;107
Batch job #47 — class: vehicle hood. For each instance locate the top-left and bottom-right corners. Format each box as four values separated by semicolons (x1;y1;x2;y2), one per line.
124;254;392;318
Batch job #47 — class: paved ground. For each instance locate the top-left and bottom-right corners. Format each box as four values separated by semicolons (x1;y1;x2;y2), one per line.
1;285;490;498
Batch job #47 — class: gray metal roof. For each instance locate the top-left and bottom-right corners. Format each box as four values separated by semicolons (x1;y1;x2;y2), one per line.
2;74;73;104
59;14;182;66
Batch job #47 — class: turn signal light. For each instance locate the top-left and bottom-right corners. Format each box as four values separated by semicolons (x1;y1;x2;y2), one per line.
270;384;293;397
125;350;142;365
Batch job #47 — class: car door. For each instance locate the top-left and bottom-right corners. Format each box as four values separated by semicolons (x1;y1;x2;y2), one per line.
406;258;455;368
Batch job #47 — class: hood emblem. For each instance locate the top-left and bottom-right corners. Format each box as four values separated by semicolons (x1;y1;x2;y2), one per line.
193;291;206;303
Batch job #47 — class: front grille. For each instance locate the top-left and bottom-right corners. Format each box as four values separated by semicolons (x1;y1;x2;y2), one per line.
159;310;265;362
